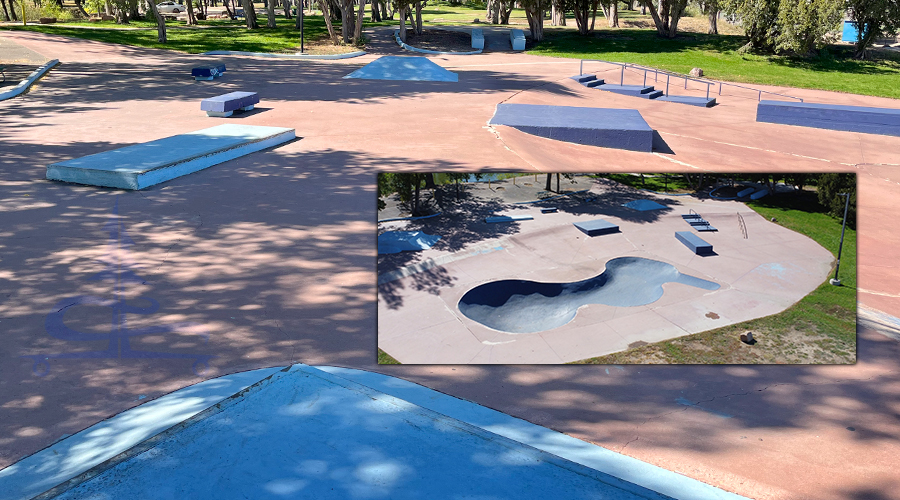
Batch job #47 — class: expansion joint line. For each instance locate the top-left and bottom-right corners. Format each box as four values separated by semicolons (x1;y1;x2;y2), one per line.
658;131;857;166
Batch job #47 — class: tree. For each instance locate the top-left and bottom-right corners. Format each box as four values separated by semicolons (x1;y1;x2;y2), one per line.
241;0;259;28
817;173;856;228
846;0;900;59
774;0;842;55
145;0;167;42
395;0;409;41
697;0;719;34
721;0;780;51
638;0;689;38
266;0;276;27
521;0;548;42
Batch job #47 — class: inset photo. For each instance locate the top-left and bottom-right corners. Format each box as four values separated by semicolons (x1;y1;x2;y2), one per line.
377;173;856;365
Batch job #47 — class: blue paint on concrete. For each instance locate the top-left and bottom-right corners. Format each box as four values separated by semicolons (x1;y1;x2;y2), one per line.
48;365;676;500
46;124;295;190
343;56;459;82
624;199;667;211
489;104;654;151
378;231;442;254
0;367;285;500
756;100;900;137
655;95;716;107
318;366;749;500
458;257;719;333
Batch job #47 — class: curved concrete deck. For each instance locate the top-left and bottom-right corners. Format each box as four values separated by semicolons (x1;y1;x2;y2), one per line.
1;27;899;500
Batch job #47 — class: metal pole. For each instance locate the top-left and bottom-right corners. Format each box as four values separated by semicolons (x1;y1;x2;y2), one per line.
830;193;851;286
665;75;669;96
300;0;304;53
620;65;624;85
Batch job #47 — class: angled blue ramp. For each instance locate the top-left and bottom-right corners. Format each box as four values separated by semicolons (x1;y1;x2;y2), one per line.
378;231;441;254
757;100;900;136
343;56;458;82
624;199;666;211
489;104;654;152
46;125;295;190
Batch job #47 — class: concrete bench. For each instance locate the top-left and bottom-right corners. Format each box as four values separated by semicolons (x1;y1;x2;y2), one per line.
510;29;525;51
757;100;900;137
471;29;484;50
573;219;619;236
485;215;533;223
750;189;768;200
676;231;713;255
192;64;226;81
736;187;755;198
201;91;259;117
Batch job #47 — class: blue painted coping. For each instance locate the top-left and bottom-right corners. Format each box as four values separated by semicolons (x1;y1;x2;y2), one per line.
736;187;755;198
377;212;442;223
489;104;654;152
393;29;483;55
200;91;259;113
573;219;620;236
709;186;738;200
0;59;59;101
486;215;533;223
676;231;713;255
46;124;295;190
512;189;591;204
750;188;769;200
757;100;900;137
202;50;366;60
343;55;459;82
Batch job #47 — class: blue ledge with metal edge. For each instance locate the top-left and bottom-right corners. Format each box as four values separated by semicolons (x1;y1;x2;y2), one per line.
756;100;900;137
489;103;655;152
201;91;259;117
191;63;226;80
676;231;714;255
46;124;295;190
574;219;620;236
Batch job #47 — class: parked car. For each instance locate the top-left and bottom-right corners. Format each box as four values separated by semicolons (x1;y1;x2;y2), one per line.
156;1;186;14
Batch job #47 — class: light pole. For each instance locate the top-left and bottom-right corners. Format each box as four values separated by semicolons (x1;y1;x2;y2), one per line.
300;0;304;53
829;192;850;286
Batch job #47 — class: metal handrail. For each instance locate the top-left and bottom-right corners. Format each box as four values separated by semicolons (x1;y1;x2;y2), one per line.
578;59;803;102
738;213;748;239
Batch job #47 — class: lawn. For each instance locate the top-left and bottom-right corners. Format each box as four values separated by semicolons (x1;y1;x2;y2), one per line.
5;3;900;98
572;188;857;365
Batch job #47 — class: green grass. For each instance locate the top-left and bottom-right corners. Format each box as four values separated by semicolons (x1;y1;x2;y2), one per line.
2;17;335;54
572;188;857;365
601;173;695;193
531;28;900;99
378;348;401;364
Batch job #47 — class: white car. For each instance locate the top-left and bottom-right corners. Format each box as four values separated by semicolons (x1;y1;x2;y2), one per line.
156;1;186;13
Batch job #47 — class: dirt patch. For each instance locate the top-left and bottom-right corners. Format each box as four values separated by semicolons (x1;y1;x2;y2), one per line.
403;29;473;52
706;312;720;319
284;39;361;55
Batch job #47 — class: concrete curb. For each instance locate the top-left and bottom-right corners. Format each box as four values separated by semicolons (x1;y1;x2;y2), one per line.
201;49;366;60
393;29;482;55
0;59;59;101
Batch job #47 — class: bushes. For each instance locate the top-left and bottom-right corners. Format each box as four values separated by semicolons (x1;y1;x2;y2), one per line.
724;0;842;55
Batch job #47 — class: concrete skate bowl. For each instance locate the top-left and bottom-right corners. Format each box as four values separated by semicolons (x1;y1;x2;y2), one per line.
457;257;720;334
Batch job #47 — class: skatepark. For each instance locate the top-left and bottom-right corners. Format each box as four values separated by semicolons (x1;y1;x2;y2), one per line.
1;24;900;500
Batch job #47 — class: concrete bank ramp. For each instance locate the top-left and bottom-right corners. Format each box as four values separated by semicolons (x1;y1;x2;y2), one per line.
343;55;458;82
0;365;748;500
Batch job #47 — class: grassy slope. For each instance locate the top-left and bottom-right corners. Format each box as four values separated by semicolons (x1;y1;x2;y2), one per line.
573;189;857;365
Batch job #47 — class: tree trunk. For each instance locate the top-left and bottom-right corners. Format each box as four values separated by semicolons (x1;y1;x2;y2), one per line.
128;0;139;19
545;174;552;191
370;0;379;21
242;0;259;28
499;0;511;24
524;1;544;42
266;0;275;27
854;22;878;59
283;0;291;18
319;0;337;40
353;0;365;42
398;4;407;42
707;8;717;34
413;175;421;215
145;0;167;42
224;0;235;18
607;0;617;27
1;0;10;22
414;1;422;34
186;0;197;25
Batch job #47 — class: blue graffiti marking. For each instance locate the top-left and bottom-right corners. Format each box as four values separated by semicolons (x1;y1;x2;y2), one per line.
21;198;215;377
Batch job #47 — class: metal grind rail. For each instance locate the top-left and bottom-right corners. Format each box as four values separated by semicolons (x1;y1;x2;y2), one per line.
578;59;803;102
738;212;748;239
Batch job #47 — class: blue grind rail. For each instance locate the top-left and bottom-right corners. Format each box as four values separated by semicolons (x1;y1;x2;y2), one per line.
46;125;295;190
